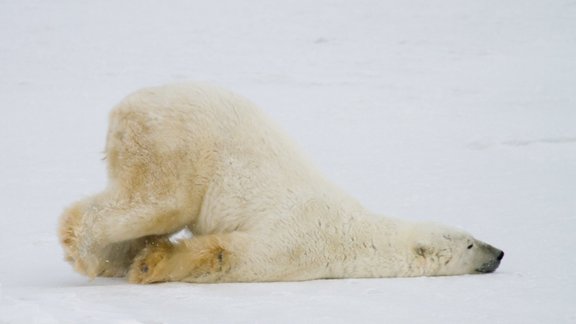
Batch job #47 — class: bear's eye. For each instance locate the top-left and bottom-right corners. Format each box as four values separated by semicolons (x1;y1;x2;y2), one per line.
467;244;474;250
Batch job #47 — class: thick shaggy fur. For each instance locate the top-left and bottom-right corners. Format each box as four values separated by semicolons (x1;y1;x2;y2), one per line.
59;83;504;283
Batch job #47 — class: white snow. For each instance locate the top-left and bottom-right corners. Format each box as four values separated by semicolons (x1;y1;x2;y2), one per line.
1;0;575;323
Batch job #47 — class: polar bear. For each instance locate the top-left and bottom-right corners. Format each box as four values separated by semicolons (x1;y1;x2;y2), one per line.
59;83;504;283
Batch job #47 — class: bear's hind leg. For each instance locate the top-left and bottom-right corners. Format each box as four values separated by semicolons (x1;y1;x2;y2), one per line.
59;191;190;278
60;198;153;277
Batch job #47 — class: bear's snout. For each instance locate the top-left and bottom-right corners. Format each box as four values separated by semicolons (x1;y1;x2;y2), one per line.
475;245;504;273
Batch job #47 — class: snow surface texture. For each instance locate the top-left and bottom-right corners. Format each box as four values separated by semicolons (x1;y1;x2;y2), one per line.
1;0;575;323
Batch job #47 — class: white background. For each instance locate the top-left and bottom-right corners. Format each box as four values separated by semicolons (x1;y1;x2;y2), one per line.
1;0;575;323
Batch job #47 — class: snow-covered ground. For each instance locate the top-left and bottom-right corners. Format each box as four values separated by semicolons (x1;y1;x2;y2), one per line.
1;0;575;323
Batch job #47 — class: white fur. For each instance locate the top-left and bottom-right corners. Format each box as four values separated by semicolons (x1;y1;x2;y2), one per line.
59;83;503;283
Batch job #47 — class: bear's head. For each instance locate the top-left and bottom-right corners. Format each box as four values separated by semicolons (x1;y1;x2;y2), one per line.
411;223;504;276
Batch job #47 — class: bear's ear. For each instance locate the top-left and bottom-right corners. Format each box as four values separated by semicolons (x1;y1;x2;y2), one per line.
414;244;431;257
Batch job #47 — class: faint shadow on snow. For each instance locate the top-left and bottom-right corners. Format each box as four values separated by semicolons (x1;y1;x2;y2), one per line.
466;136;576;150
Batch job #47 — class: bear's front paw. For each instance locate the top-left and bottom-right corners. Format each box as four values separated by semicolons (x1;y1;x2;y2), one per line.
128;238;174;284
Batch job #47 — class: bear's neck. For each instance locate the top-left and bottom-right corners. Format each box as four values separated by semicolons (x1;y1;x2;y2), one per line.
331;213;434;278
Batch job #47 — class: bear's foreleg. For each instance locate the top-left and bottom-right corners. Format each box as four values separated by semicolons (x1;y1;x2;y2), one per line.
127;233;251;284
127;230;336;284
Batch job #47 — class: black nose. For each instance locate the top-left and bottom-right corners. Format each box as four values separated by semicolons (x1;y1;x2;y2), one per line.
497;251;504;261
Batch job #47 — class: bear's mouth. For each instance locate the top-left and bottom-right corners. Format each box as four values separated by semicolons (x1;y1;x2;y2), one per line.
475;249;504;273
475;260;501;273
